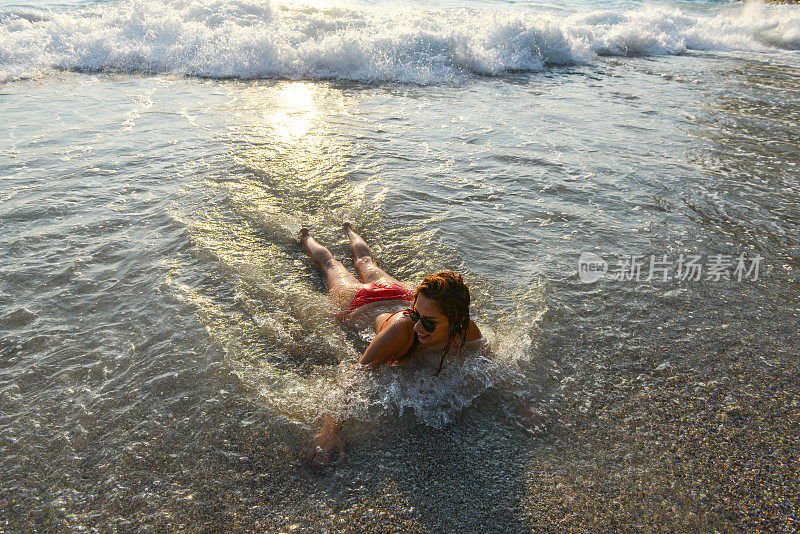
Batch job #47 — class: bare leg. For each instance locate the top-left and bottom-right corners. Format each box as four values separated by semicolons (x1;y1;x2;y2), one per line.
299;227;359;293
342;222;403;285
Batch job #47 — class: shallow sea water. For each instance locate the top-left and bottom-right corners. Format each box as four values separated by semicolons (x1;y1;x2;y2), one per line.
1;0;799;530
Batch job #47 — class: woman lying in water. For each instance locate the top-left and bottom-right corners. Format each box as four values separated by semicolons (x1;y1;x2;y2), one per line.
300;222;538;468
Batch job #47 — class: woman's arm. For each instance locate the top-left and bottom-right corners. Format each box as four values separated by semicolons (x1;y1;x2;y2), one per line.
358;313;415;367
305;313;414;469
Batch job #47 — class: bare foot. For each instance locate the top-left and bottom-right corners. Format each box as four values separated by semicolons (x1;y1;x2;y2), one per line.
298;226;310;245
342;221;354;233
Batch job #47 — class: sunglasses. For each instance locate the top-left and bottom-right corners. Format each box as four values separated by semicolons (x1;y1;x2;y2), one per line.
406;307;439;333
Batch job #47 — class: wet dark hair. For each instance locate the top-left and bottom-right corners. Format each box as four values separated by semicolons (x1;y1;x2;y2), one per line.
414;270;471;375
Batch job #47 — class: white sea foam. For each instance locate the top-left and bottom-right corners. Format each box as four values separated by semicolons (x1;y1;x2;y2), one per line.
1;0;799;83
322;349;521;430
317;320;540;430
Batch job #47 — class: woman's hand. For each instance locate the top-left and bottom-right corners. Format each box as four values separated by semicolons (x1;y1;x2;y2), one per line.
305;414;345;469
514;399;547;436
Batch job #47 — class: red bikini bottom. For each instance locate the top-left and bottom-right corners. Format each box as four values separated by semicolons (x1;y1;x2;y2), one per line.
344;282;413;317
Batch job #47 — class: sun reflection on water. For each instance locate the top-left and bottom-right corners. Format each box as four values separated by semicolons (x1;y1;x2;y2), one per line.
232;80;329;176
221;80;375;225
269;82;317;143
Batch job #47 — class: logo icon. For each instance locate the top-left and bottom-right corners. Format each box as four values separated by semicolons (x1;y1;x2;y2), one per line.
578;252;607;283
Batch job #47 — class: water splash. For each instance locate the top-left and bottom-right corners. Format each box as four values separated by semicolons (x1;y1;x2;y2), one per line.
322;347;523;430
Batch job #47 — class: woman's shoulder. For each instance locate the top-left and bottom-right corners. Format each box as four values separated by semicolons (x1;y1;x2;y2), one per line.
465;319;482;341
376;308;411;333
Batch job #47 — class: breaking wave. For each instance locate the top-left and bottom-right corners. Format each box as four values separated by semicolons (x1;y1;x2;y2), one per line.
1;0;799;83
